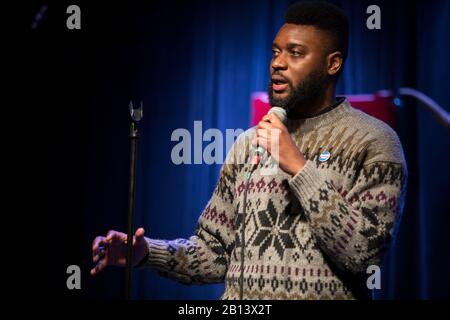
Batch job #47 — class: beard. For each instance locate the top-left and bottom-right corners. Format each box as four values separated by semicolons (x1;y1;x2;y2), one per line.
268;68;327;117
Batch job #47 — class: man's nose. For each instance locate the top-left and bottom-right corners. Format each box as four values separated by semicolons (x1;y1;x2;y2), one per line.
271;52;287;70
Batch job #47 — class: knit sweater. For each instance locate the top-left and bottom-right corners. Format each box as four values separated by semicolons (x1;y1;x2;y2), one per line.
140;99;408;300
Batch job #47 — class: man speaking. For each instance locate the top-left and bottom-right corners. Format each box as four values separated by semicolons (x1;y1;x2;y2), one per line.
91;1;407;300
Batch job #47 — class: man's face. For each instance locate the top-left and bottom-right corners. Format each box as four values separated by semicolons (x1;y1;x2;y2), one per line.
268;23;330;115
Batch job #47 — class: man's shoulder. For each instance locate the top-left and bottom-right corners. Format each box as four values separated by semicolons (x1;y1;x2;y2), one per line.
344;103;405;165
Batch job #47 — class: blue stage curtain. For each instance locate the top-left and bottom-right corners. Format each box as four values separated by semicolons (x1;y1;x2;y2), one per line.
74;0;449;299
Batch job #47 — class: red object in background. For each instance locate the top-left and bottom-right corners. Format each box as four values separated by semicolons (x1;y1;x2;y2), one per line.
251;90;397;130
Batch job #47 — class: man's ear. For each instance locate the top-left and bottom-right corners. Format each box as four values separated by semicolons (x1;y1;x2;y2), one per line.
326;51;343;76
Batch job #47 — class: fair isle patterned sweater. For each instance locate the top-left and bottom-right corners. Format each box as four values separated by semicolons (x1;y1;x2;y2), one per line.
140;99;408;300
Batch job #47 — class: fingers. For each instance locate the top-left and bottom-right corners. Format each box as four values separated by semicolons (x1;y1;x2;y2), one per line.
91;228;146;276
106;230;127;245
253;127;281;145
256;128;269;139
252;137;269;150
258;114;286;138
93;248;105;263
92;231;120;267
256;118;284;135
105;230;116;241
92;241;107;264
91;232;112;275
267;112;284;126
257;119;273;130
92;236;106;256
133;228;146;247
261;113;283;125
90;257;108;276
135;227;145;239
92;236;102;251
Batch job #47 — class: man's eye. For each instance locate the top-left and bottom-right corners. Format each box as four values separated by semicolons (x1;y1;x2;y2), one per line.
291;51;302;56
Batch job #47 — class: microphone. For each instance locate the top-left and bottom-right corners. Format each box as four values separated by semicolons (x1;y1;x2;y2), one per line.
252;106;287;165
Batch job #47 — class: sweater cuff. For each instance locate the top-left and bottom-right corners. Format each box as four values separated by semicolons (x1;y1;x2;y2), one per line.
288;160;326;205
136;238;171;270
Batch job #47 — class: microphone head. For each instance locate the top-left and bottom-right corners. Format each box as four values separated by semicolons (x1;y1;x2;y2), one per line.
268;107;287;124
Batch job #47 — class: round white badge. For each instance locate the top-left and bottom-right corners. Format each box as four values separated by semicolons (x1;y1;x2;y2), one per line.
319;151;331;162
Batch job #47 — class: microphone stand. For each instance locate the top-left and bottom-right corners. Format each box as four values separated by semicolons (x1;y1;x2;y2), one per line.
125;101;143;300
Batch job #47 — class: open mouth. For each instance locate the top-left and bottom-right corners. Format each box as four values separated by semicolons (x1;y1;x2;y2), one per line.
271;76;289;93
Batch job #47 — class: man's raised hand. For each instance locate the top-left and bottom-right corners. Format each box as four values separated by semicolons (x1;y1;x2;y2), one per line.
91;227;149;275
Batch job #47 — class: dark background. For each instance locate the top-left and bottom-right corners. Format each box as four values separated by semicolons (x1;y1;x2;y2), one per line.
25;0;450;299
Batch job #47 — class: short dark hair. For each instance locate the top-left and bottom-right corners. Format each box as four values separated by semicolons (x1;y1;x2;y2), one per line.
285;1;349;62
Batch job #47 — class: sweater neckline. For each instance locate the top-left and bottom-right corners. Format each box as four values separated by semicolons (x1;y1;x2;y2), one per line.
285;97;352;135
